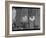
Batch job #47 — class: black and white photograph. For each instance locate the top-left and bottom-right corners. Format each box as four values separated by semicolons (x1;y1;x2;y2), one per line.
12;7;40;31
5;2;45;37
9;3;44;35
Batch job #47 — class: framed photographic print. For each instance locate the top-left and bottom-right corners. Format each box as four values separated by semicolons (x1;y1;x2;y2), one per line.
5;1;45;37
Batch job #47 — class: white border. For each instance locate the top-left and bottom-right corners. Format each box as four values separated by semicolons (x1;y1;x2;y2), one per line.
9;3;43;34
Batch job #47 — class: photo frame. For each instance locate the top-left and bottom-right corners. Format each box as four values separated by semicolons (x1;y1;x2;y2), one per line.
5;1;45;37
